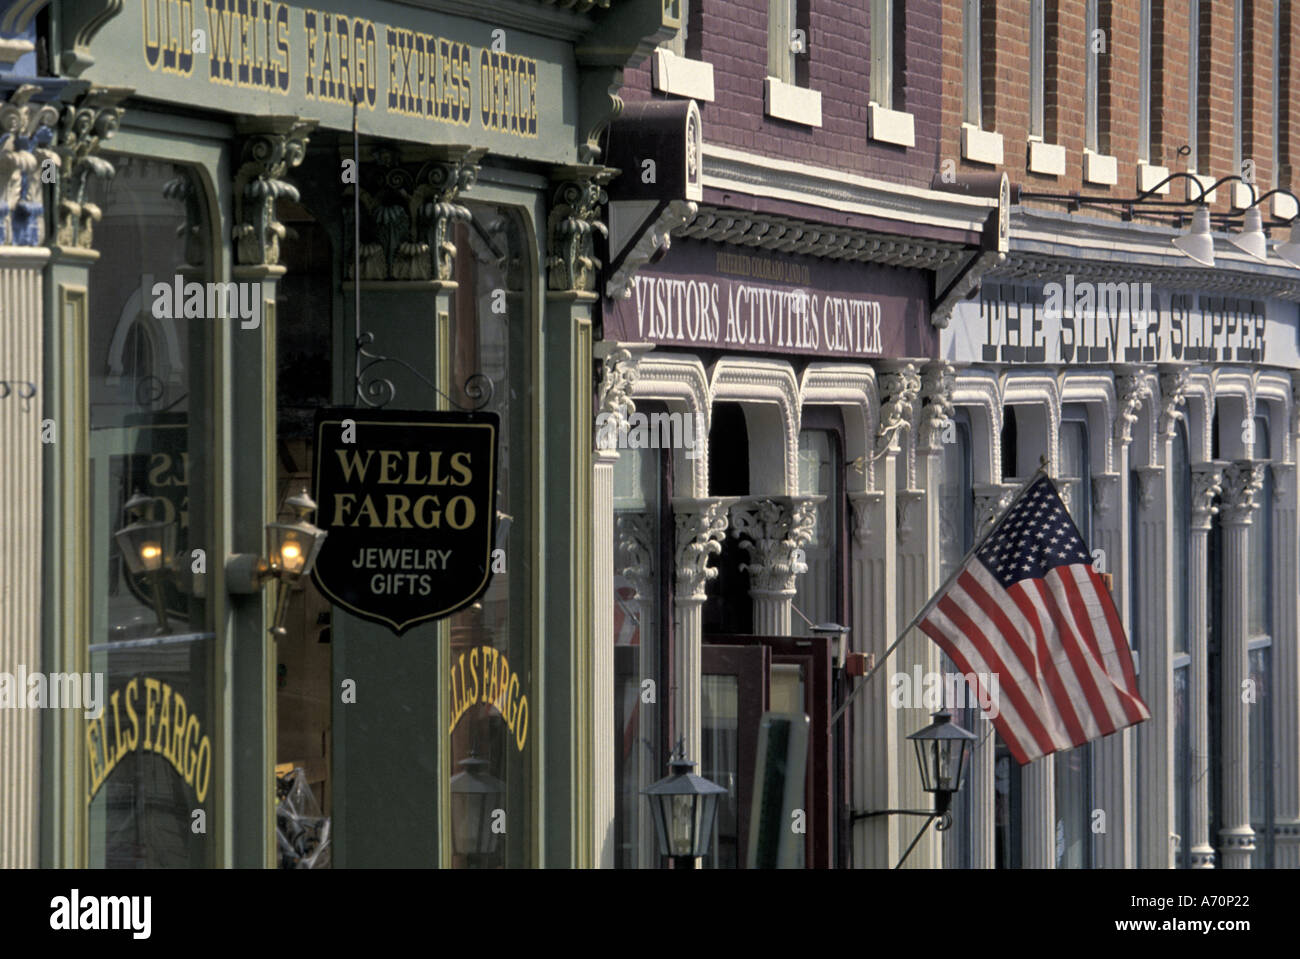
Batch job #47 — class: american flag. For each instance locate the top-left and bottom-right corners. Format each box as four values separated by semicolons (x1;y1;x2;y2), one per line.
917;474;1150;764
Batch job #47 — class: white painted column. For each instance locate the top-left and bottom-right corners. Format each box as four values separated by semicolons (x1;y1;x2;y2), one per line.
1134;463;1174;867
1218;461;1265;869
964;486;1016;868
0;247;48;868
1188;463;1224;868
1090;469;1134;868
671;499;731;774
850;481;897;868
731;496;819;636
1272;454;1300;868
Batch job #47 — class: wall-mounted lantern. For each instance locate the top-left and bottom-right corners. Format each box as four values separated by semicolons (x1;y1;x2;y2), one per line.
114;490;177;632
226;489;327;639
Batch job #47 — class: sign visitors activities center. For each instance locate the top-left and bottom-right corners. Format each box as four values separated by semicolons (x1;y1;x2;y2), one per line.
603;239;936;360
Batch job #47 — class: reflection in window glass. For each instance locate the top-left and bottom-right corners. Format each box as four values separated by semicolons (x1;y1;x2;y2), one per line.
1174;663;1190;867
445;204;532;867
701;675;740;869
795;429;839;633
613;443;663;868
1248;646;1272;867
86;155;213;867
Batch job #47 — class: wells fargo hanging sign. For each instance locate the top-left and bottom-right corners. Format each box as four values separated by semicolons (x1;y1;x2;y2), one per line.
86;676;213;804
312;408;499;634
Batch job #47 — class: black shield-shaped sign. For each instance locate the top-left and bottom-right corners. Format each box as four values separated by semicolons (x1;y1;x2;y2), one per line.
312;408;499;634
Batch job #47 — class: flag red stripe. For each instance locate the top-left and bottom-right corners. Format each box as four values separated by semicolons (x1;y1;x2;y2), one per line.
1059;566;1146;729
926;598;1057;759
957;570;1039;680
1088;566;1142;701
1007;583;1091;745
1031;576;1113;742
1055;568;1126;734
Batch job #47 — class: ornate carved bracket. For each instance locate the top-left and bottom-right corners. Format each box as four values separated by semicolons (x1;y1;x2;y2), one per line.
57;0;125;77
0;83;59;246
1091;473;1120;517
51;85;127;250
594;343;641;452
605;198;697;300
616;512;655;602
730;496;821;596
1159;367;1191;437
918;361;956;452
973;483;1017;537
673;497;732;603
1113;367;1152;445
849;490;884;549
875;362;920;459
547;163;616;293
232;116;315;267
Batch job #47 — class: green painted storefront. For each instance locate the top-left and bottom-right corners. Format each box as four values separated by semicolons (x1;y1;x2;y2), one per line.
33;0;673;868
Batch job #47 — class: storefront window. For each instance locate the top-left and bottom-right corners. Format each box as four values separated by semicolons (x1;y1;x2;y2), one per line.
1247;415;1273;866
85;155;215;867
612;439;665;868
445;204;533;867
794;426;841;632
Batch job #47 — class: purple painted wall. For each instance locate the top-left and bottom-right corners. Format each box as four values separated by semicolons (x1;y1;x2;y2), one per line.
620;0;943;190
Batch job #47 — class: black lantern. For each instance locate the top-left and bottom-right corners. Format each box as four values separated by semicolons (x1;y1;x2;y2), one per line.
113;491;177;632
642;744;728;868
907;710;977;818
449;751;505;866
265;490;327;638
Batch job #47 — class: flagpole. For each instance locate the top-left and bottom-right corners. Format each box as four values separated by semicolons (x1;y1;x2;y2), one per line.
830;458;1050;727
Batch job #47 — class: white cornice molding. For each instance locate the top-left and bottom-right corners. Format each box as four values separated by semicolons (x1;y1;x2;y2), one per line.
1059;370;1119;474
951;368;1003;483
1001;370;1062;473
701;143;995;234
799;364;879;491
1183;373;1215;463
625;349;712;497
1254;370;1294;463
674;203;970;270
709;356;801;494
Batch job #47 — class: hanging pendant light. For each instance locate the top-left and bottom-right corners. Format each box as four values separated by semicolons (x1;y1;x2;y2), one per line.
1229;205;1269;262
1172;206;1215;267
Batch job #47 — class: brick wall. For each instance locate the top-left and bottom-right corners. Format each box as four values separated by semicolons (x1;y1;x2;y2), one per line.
618;1;1300;216
620;0;945;190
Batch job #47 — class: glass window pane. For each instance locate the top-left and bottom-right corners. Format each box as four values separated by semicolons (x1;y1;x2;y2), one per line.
86;156;214;868
1174;664;1190;867
1248;646;1272;866
613;444;663;868
701;675;741;869
794;429;839;633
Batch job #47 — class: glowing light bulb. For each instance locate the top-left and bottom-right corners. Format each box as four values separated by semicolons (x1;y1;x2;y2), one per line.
281;541;303;572
141;543;162;567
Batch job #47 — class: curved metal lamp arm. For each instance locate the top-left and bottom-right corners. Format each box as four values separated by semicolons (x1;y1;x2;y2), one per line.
1248;187;1300;221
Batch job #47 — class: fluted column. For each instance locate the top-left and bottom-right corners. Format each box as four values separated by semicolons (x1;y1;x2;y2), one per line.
1090;470;1134;867
671;499;731;772
1273;452;1300;867
591;343;642;868
731;496;820;636
850;484;897;867
1218;461;1265;869
1189;463;1225;868
969;484;1016;868
1133;463;1174;867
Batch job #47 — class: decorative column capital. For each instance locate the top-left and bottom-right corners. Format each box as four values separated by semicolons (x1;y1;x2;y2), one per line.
594;343;642;453
0;83;60;247
876;361;920;458
547;163;617;293
616;512;656;601
730;495;822;596
1091;473;1120;517
232;116;316;267
1190;462;1227;529
672;497;732;603
1158;365;1191;437
1113;366;1152;445
51;85;129;250
1134;464;1164;511
973;483;1017;537
849;490;884;548
1271;462;1295;499
918;361;956;452
1219;461;1266;526
897;488;926;541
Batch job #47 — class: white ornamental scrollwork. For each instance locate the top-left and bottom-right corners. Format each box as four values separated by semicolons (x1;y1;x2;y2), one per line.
730;496;820;595
875;363;920;460
616;512;655;601
919;361;956;451
1190;464;1224;529
673;499;731;602
595;347;639;451
1114;369;1152;445
1219;461;1266;526
1159;368;1191;437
